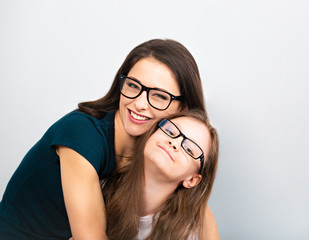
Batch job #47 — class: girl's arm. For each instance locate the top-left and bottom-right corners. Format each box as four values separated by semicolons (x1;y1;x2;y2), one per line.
57;146;108;240
201;205;220;240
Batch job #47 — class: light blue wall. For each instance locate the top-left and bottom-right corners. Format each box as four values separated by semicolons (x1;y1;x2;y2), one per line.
1;1;308;239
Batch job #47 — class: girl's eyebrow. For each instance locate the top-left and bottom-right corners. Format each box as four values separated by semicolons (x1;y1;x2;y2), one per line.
174;121;182;130
174;121;200;144
174;122;187;136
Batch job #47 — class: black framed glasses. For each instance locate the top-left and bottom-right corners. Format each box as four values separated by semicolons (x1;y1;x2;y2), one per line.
158;118;204;173
119;75;184;111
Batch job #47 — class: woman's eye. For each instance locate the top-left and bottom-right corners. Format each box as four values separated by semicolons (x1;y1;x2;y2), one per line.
153;93;168;100
127;82;140;89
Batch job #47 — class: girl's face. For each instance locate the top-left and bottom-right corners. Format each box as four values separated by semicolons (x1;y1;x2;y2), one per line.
118;57;182;137
144;117;210;188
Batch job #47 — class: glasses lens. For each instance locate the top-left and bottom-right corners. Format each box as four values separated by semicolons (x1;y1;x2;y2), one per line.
182;139;203;159
121;77;141;98
159;119;204;160
159;119;179;137
148;89;171;110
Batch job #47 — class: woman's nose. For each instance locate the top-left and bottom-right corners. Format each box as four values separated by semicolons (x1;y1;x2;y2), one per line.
133;91;149;110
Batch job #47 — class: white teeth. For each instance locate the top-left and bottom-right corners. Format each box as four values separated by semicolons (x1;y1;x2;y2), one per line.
130;111;149;120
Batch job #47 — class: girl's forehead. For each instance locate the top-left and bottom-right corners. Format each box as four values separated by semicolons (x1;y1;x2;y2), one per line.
170;117;199;131
169;117;210;150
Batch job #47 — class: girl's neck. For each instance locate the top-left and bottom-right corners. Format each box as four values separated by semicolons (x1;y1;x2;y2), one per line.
114;111;136;169
140;168;178;217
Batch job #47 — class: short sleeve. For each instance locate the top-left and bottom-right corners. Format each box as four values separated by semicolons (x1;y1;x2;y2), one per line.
50;112;107;174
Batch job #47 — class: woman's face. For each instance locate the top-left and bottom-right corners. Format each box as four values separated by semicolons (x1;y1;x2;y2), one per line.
144;117;210;187
119;57;182;137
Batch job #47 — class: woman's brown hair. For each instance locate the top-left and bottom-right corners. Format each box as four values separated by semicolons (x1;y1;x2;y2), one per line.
78;39;205;118
103;109;219;239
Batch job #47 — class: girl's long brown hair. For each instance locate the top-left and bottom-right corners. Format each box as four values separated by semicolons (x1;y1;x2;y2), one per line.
103;109;219;240
78;39;205;118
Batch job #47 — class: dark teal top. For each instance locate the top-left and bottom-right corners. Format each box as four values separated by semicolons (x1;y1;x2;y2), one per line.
0;111;116;240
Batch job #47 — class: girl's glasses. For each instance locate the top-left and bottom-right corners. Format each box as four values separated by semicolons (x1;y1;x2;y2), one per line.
158;118;204;173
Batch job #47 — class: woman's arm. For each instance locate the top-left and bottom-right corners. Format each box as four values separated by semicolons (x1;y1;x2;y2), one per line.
57;146;108;240
201;205;220;240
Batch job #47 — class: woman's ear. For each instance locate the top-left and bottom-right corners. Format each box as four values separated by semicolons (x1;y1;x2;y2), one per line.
179;104;188;112
182;174;202;189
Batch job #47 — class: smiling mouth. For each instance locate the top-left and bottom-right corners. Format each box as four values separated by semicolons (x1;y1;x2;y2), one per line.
158;145;174;161
129;110;150;121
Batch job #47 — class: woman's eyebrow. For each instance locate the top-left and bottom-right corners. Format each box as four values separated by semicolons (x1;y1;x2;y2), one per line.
127;75;172;92
127;75;141;83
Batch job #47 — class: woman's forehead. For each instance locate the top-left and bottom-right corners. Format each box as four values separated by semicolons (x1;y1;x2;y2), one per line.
128;57;180;95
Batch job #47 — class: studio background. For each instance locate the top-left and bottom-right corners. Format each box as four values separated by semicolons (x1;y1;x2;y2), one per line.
1;1;308;239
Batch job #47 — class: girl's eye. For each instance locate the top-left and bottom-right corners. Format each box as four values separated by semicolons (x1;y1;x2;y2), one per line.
165;128;175;136
184;145;193;155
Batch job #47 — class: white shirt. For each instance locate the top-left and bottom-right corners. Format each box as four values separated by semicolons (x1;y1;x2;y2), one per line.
134;215;153;240
134;214;198;240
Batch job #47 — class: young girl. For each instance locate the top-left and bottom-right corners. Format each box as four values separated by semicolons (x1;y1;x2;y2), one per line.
0;39;215;240
104;110;219;240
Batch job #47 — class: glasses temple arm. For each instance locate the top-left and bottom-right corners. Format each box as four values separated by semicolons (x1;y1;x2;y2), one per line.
199;156;204;174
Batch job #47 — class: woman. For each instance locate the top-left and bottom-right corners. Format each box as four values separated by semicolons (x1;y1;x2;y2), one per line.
104;110;219;240
0;39;214;239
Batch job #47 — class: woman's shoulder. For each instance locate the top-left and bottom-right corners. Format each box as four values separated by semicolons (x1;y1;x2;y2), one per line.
43;110;116;145
53;110;115;129
47;110;116;176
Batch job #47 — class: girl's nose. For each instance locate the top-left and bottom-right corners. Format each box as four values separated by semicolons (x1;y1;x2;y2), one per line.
169;140;179;151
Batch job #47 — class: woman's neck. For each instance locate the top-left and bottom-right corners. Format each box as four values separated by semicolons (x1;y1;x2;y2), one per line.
114;111;136;169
